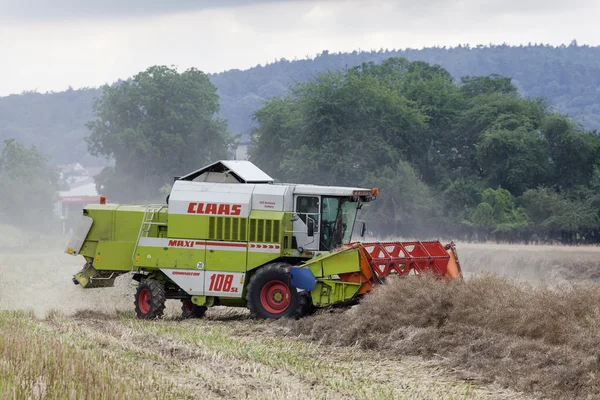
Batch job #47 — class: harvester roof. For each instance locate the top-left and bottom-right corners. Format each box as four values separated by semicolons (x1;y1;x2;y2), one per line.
179;160;274;184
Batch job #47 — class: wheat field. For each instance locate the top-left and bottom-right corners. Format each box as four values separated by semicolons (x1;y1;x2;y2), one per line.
1;229;598;399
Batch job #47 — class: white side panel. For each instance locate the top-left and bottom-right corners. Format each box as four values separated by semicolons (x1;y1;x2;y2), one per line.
161;269;205;295
65;216;93;255
283;187;294;212
172;180;256;194
204;271;245;298
161;269;246;298
251;185;287;211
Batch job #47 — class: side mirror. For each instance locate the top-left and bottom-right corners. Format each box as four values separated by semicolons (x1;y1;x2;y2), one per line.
360;221;367;237
307;218;315;237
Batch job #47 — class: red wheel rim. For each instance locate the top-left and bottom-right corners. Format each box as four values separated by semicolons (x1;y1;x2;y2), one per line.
138;288;151;314
260;280;291;314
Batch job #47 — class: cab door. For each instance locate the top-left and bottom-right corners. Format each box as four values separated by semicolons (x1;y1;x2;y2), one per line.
293;195;320;251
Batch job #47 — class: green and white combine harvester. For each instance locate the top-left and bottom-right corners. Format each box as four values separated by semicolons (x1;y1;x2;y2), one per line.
66;160;462;319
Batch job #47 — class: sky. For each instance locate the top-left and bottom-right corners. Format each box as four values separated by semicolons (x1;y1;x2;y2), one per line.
1;0;599;96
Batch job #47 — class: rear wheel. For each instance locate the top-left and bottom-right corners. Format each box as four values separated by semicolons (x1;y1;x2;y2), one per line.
134;279;166;319
246;264;300;319
181;299;207;319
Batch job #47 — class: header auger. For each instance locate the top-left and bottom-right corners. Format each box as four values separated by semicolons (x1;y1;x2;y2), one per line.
65;160;461;320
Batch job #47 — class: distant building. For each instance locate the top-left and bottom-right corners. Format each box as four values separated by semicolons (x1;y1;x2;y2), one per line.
55;163;104;233
234;142;250;160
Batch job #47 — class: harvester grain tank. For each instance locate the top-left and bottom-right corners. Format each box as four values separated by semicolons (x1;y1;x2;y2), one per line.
65;160;461;319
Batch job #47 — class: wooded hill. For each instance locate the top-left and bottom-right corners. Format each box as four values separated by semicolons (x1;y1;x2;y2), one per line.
1;43;600;165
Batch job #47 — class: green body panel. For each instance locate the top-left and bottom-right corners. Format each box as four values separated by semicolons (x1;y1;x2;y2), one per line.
303;246;364;306
94;241;136;271
310;280;361;307
206;249;246;272
79;204;167;259
168;214;210;239
246;252;278;271
134;245;205;269
246;210;285;270
303;246;362;278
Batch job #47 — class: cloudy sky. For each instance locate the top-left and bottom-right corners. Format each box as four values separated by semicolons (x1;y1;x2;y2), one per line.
0;0;598;96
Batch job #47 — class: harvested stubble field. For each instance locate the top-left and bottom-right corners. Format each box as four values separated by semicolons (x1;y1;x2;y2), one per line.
1;229;599;399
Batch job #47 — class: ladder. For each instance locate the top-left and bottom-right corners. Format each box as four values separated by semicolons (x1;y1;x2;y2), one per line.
131;204;167;272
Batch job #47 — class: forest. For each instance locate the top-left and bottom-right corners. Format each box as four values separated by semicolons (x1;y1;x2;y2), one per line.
2;43;600;165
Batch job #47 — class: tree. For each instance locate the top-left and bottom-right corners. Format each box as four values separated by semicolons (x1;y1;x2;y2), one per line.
450;94;548;178
0;139;58;231
441;178;482;233
541;115;600;189
460;74;517;97
476;127;550;194
522;187;599;242
249;96;300;179
86;66;233;202
470;187;528;239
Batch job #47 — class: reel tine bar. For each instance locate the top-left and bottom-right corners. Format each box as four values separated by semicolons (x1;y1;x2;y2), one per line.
360;241;452;278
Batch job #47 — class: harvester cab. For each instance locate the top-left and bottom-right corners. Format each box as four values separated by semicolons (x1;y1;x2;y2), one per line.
65;160;461;320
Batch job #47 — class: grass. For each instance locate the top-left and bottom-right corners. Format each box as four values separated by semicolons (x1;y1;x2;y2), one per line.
0;306;493;399
0;311;182;399
44;310;488;399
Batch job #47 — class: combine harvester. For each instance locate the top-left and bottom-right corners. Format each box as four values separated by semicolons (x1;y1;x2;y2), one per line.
66;161;461;319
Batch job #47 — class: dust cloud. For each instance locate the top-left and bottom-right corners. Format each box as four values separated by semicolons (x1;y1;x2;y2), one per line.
0;224;132;316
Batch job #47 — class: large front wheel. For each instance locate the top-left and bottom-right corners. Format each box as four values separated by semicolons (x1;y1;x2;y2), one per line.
246;264;300;319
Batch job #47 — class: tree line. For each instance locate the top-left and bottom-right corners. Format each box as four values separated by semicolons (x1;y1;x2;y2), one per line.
249;58;600;243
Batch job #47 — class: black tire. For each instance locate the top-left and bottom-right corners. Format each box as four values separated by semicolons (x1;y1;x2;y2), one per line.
246;264;300;319
181;298;207;319
297;291;315;318
134;278;166;319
